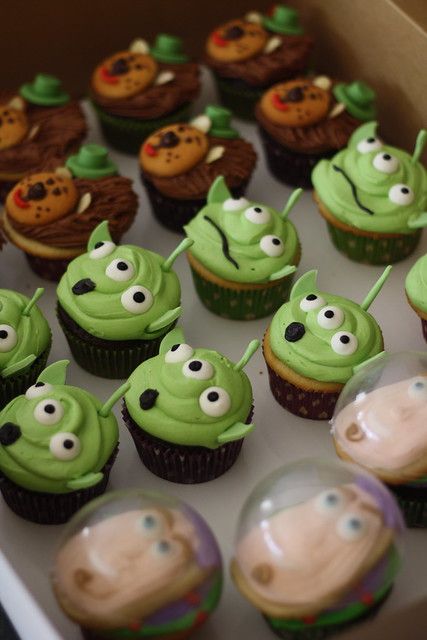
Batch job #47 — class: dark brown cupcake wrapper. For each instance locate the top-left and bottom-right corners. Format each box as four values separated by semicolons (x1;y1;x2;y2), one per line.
213;74;264;121
25;252;74;282
122;402;253;484
421;319;427;343
0;446;118;524
390;483;427;528
0;343;51;410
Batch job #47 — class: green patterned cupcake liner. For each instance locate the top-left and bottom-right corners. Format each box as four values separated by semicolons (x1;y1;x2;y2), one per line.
326;222;421;265
213;74;263;121
91;102;191;154
0;342;51;410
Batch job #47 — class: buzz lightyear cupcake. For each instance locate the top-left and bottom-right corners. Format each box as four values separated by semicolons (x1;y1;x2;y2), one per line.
405;252;427;341
184;176;301;319
57;222;191;379
312;122;427;264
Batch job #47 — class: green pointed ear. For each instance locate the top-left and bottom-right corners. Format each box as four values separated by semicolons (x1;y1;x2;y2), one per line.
207;176;232;204
348;121;378;148
159;327;186;354
217;421;254;444
353;351;386;375
408;212;427;229
37;360;70;386
290;270;318;300
87;221;112;252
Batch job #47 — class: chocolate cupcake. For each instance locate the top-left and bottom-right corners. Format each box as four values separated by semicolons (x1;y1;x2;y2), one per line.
204;5;313;120
90;35;200;154
1;144;138;280
0;74;86;201
256;76;376;188
139;105;257;232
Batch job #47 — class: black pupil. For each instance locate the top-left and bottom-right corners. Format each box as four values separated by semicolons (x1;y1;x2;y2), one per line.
189;360;202;371
44;404;55;414
254;207;262;213
401;187;409;194
340;335;350;344
306;294;317;301
207;391;219;402
324;310;334;318
272;238;281;245
383;154;391;160
171;344;180;352
117;261;128;271
35;382;44;387
158;540;170;553
0;330;8;339
94;242;104;249
63;439;74;450
133;291;145;303
367;137;375;143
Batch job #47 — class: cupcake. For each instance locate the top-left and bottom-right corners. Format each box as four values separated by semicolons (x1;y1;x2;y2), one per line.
405;252;427;341
90;36;200;154
204;4;313;120
51;490;222;639
122;327;259;483
263;267;391;420
1;143;138;281
332;351;427;527
0;287;51;410
0;74;86;201
231;458;404;640
184;176;302;319
0;360;121;524
57;222;191;379
312;122;427;264
256;76;376;188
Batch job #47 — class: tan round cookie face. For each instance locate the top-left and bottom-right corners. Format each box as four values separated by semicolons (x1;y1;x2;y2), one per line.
0;105;29;150
6;172;79;226
260;80;332;127
92;51;158;99
140;124;209;178
206;19;268;62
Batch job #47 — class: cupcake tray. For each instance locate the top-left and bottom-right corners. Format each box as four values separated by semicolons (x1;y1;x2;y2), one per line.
1;71;426;640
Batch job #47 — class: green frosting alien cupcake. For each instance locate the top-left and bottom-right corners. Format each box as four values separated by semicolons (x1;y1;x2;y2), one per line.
0;360;122;523
184;176;301;319
263;267;391;420
122;327;259;483
405;252;427;342
57;221;191;378
0;288;51;409
312;122;427;264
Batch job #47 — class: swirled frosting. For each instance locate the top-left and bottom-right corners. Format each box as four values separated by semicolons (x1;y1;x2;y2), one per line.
405;253;427;313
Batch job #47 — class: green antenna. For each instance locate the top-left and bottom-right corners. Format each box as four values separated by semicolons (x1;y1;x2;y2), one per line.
233;339;260;371
22;288;44;316
281;188;303;220
411;129;427;165
99;382;130;418
162;238;193;272
361;265;392;311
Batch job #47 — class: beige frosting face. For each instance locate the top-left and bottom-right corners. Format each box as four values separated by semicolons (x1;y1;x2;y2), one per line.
0;103;29;150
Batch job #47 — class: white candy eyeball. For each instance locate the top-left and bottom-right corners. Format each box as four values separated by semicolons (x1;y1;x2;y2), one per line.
0;325;17;352
260;235;284;257
388;184;414;205
150;539;177;559
105;258;135;282
331;331;358;355
49;432;81;460
223;197;249;211
182;359;214;380
408;377;427;399
121;286;153;314
25;381;53;400
356;137;383;154
199;386;231;417
138;510;165;537
317;306;344;330
89;241;116;259
373;152;399;174
299;294;326;312
34;399;64;425
244;205;271;224
165;343;194;363
315;489;344;515
336;514;367;541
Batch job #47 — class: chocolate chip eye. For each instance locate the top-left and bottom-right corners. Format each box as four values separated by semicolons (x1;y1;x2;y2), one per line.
25;381;53;399
331;331;358;355
373;152;399;174
260;235;284;257
27;182;47;200
199;386;231;417
317;306;344;329
105;258;135;282
244;205;271;224
182;359;214;380
299;294;326;312
121;286;153;314
356;137;383;154
34;399;64;425
89;240;116;259
388;183;414;205
49;432;81;460
160;131;180;148
0;324;17;352
165;343;194;363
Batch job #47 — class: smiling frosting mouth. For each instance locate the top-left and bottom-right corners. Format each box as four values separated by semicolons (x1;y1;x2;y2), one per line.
332;164;375;216
203;215;239;269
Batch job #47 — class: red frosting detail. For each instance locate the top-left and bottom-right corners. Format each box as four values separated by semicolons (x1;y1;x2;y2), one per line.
361;592;374;606
193;611;208;628
13;189;30;209
212;31;228;47
302;615;317;625
272;93;289;111
185;591;201;606
100;66;119;84
144;143;158;157
127;621;142;631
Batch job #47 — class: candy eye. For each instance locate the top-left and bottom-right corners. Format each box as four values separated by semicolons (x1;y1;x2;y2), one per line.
299;294;326;312
336;514;367;541
165;343;194;363
356;137;382;154
373;152;399;174
34;399;64;425
105;258;135;282
244;205;271;224
317;306;344;329
408;378;427;399
121;286;153;314
388;184;414;205
49;432;81;460
0;325;17;352
138;511;165;537
182;359;214;380
89;241;116;259
260;235;284;257
150;539;176;559
199;386;231;417
223;197;249;211
25;381;53;399
331;331;358;355
315;489;344;515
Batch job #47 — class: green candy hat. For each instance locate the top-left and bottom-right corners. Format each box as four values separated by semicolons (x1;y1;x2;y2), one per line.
150;34;189;64
333;81;377;122
206;105;239;139
262;4;304;36
66;144;118;179
20;73;70;107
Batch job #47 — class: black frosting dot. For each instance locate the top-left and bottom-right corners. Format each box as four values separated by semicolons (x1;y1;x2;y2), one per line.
207;391;219;402
35;382;45;388
117;261;128;271
94;241;104;249
340;335;351;344
0;422;21;446
63;439;74;450
171;344;180;352
254;207;262;213
285;322;306;342
139;388;159;410
272;238;281;246
44;404;56;414
367;137;376;143
306;294;317;301
383;153;391;160
324;310;334;318
401;187;409;194
189;360;202;371
0;329;8;339
133;291;146;303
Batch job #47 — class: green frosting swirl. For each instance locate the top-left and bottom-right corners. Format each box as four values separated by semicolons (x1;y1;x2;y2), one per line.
0;289;51;379
405;253;427;312
312;122;427;235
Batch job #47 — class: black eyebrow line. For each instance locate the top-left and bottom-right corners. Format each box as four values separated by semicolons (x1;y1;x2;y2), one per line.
332;165;375;216
203;215;239;269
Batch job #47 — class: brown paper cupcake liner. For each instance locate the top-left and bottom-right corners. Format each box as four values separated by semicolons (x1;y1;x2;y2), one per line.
25;253;74;282
0;342;51;410
122;402;253;484
421;319;427;343
390;483;427;528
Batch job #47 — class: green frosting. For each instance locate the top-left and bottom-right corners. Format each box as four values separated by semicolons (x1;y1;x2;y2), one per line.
0;289;50;379
405;252;427;312
0;361;119;493
312;122;427;235
185;177;301;284
124;328;259;449
269;269;390;384
57;222;190;341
